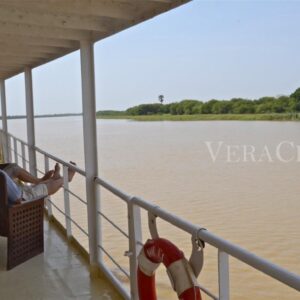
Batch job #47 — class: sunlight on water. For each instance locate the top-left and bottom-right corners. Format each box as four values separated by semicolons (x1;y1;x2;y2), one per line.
6;117;300;299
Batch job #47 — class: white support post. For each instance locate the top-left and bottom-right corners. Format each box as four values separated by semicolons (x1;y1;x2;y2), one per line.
21;142;26;169
25;67;37;176
44;155;53;217
218;250;230;300
0;79;11;162
63;165;72;239
128;199;143;300
13;138;18;164
80;39;101;270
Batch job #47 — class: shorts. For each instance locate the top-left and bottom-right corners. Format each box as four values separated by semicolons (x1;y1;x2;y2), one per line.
20;183;48;202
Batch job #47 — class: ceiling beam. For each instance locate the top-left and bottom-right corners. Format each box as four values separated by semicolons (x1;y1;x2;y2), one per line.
0;22;95;41
0;43;66;54
0;5;129;32
0;52;52;60
0;69;23;80
0;57;39;66
0;60;27;67
0;0;143;21
0;34;79;48
112;0;172;2
0;66;21;71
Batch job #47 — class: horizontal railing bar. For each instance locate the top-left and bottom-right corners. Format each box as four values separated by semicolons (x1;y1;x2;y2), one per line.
64;187;87;205
133;196;199;234
200;230;300;292
5;131;86;176
97;210;129;239
132;196;300;292
69;218;89;237
36;169;45;175
15;152;29;163
17;154;29;163
198;284;219;300
137;241;144;247
11;149;27;163
48;199;89;236
97;244;130;279
7;146;13;151
22;157;30;163
7;133;23;144
95;176;132;203
49;200;66;217
16;153;23;159
35;146;86;176
98;262;131;300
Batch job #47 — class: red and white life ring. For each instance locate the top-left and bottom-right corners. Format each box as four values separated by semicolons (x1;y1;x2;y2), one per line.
137;238;202;300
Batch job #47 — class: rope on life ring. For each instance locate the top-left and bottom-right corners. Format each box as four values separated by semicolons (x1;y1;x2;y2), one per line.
137;238;202;300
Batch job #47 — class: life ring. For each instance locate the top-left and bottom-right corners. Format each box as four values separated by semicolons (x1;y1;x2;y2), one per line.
137;238;202;300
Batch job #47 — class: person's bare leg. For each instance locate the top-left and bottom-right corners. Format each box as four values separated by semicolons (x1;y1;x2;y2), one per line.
68;162;76;182
51;162;75;182
43;162;76;195
12;164;54;184
45;177;64;195
52;163;61;179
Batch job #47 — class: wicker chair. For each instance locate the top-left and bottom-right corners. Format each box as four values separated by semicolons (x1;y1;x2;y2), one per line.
0;167;44;270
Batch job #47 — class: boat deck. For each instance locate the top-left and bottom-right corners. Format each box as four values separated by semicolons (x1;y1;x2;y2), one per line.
0;219;122;300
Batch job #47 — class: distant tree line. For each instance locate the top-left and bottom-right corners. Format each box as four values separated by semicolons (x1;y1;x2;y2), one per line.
0;113;82;120
96;110;125;116
125;88;300;116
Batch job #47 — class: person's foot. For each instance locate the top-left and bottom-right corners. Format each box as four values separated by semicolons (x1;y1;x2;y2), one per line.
40;170;54;182
68;161;76;182
53;163;61;179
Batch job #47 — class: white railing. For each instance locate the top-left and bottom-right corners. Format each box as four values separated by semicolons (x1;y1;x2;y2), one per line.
1;129;300;300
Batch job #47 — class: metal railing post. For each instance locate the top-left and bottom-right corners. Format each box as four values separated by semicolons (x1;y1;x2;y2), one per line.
218;250;230;300
63;165;72;239
25;67;37;176
128;199;143;300
13;138;18;164
96;184;103;263
44;155;53;217
7;134;12;162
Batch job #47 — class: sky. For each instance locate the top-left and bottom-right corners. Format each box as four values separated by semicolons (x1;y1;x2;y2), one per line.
3;0;300;115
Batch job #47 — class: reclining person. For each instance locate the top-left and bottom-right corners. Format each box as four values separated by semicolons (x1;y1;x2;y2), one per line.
1;162;55;185
0;162;75;206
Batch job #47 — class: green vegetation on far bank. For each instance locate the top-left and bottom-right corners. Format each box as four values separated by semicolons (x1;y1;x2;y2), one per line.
97;113;300;121
96;87;300;121
0;113;82;120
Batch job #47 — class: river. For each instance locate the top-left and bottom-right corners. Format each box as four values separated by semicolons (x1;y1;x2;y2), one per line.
6;117;300;299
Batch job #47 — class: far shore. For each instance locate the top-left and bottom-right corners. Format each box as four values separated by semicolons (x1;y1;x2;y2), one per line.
97;113;300;121
0;113;82;120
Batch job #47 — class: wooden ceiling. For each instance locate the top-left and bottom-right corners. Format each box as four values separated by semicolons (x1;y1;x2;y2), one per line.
0;0;190;79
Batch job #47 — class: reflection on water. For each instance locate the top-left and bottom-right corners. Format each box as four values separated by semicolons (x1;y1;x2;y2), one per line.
7;117;300;299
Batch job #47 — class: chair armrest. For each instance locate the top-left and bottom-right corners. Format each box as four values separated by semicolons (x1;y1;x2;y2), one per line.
10;197;44;215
